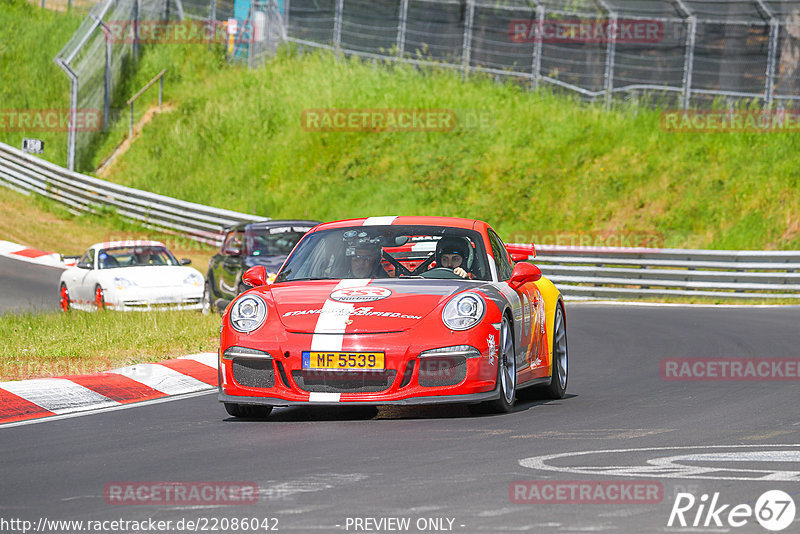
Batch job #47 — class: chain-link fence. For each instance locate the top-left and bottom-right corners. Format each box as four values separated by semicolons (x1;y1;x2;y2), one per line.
54;0;800;169
284;0;800;109
53;0;283;170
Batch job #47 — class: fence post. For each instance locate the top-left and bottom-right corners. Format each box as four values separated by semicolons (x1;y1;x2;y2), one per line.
283;0;290;32
461;0;474;77
530;2;544;90
396;0;409;58
55;60;79;171
754;0;779;108
134;0;140;60
98;19;112;132
595;0;616;108
333;0;344;52
681;16;696;109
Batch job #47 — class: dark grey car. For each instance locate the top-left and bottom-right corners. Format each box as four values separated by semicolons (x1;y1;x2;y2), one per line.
203;219;319;313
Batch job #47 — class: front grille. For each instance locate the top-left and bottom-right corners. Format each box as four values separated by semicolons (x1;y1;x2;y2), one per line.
292;370;397;393
232;358;275;388
418;356;467;387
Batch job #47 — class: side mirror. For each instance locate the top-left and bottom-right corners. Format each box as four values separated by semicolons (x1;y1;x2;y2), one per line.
508;262;541;289
179;258;191;265
223;245;242;256
509;252;529;262
77;261;91;270
242;265;268;287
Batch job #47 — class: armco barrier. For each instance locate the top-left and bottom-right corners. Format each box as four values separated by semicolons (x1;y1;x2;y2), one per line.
510;244;800;300
0;142;266;245
2;140;798;300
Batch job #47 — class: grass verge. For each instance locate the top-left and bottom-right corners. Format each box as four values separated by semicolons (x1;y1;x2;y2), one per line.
0;310;220;381
0;186;216;268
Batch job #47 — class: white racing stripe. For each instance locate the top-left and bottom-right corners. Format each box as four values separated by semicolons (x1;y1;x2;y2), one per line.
309;279;369;352
307;279;373;402
107;363;211;395
0;378;119;414
363;216;397;226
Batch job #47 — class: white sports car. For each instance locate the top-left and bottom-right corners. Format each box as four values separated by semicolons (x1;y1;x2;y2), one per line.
58;241;205;311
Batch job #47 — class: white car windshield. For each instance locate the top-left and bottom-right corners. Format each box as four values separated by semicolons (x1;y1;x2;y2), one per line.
98;246;178;269
274;225;490;282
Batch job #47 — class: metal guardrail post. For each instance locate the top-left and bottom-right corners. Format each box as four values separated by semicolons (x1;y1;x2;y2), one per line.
396;0;409;58
461;0;475;78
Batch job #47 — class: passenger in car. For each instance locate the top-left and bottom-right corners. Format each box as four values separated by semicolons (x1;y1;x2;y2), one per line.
349;244;390;279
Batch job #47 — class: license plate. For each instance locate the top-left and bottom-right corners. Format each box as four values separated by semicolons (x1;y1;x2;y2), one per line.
302;351;385;371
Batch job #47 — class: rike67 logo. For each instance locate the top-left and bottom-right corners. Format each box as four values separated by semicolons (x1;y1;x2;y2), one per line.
668;490;795;531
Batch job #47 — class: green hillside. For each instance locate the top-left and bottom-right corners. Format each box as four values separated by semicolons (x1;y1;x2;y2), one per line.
97;49;800;250
0;0;84;164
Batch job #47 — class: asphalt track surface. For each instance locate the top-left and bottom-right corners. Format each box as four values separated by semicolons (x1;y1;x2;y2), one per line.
0;256;61;314
3;304;800;533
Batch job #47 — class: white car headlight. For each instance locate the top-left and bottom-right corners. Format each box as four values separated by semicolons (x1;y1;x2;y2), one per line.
442;292;485;330
183;272;203;286
230;295;268;333
113;277;134;290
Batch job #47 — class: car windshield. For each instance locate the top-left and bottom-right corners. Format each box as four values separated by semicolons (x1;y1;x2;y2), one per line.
274;225;490;282
98;246;178;269
245;226;312;256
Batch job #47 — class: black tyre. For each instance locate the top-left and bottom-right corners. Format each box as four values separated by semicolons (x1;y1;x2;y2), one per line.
541;301;567;399
224;403;273;419
470;315;516;414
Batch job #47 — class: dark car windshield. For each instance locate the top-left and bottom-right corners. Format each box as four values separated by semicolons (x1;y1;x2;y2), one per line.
245;226;312;256
275;225;490;282
98;246;177;269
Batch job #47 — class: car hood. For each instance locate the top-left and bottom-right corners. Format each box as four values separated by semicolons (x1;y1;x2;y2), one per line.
99;266;202;288
270;279;478;333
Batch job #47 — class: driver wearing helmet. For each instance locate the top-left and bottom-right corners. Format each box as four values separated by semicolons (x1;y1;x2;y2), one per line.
434;236;472;279
349;243;389;279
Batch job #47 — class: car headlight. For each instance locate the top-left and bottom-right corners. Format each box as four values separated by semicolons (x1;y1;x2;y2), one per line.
230;295;268;333
113;277;134;290
442;292;485;330
183;272;203;286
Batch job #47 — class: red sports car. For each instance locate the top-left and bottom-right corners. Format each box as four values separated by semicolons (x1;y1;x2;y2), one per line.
218;216;567;418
